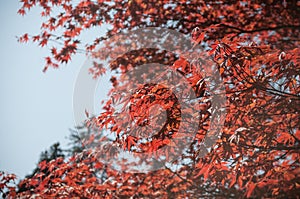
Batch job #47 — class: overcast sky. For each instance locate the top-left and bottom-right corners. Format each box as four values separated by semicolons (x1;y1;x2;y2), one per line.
0;1;109;179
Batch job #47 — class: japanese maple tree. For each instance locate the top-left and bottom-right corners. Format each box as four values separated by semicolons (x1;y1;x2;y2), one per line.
1;0;300;198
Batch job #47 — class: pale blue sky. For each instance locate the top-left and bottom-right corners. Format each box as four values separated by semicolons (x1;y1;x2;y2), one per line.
0;1;108;179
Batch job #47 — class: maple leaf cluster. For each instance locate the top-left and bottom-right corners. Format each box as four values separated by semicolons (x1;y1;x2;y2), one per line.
1;0;299;198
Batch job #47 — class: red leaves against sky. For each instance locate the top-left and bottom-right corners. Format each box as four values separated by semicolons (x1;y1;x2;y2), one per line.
4;0;300;198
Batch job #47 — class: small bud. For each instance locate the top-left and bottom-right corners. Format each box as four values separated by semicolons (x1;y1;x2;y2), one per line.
279;52;286;61
283;0;287;8
249;41;257;47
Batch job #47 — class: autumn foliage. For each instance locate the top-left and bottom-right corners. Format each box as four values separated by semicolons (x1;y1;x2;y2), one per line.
1;0;300;198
